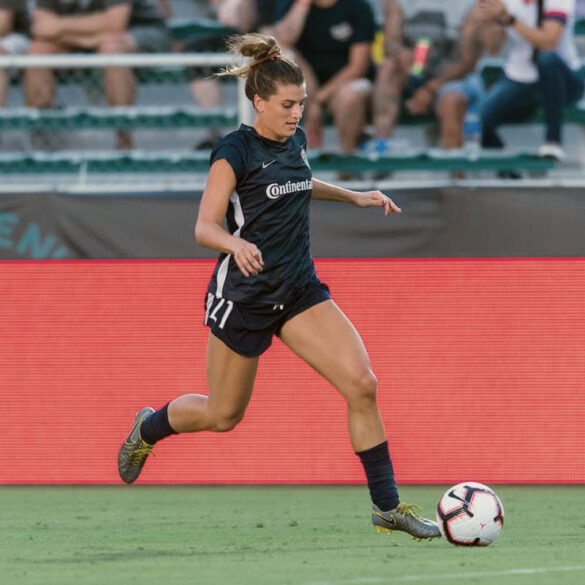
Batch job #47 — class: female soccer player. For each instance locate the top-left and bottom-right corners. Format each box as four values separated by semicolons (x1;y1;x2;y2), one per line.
118;33;440;540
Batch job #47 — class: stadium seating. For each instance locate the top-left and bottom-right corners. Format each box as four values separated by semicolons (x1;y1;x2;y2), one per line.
168;17;237;42
0;106;238;131
166;16;585;43
4;58;582;133
3;96;583;133
0;150;554;174
3;15;584;178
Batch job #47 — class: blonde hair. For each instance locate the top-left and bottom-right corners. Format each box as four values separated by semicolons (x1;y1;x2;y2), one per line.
217;33;304;102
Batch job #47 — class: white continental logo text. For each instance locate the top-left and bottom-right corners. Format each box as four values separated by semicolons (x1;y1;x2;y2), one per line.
266;179;313;200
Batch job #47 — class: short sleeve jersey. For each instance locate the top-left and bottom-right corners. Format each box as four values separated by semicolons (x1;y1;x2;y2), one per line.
274;0;376;84
0;0;30;35
504;0;580;83
207;124;316;305
35;0;164;27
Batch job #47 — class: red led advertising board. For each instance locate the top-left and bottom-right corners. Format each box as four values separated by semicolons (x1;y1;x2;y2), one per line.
2;259;584;483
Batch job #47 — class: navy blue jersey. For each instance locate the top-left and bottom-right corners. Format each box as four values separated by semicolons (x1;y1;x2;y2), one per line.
207;124;316;304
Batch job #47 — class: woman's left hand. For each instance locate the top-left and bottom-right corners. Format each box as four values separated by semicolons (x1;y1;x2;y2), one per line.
354;191;402;216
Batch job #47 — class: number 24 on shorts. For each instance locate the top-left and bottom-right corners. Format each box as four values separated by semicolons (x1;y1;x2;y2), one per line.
205;294;234;329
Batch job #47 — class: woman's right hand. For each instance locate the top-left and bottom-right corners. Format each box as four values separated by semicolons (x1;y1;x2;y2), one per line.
233;239;264;277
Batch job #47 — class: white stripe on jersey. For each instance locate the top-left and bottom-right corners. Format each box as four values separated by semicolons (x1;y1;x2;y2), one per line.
216;191;245;298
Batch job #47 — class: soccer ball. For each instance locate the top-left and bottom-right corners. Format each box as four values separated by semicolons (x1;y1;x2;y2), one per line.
436;482;504;546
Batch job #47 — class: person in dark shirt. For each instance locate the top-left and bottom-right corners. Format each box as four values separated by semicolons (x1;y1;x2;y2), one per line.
0;0;30;106
25;0;170;149
273;0;376;154
118;33;441;542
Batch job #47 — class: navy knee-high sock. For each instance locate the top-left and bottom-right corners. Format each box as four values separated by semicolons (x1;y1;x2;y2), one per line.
356;440;400;511
140;404;177;446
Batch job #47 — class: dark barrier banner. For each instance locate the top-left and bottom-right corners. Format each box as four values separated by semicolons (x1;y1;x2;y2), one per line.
2;259;585;483
1;187;585;259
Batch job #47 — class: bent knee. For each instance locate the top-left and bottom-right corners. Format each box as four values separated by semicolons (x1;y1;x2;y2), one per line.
347;370;378;407
28;40;61;55
331;81;371;113
98;33;135;55
211;411;244;432
536;51;561;70
437;91;467;115
377;57;404;81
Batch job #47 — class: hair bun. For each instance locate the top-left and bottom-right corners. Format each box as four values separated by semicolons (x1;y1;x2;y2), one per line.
216;33;302;95
236;34;282;64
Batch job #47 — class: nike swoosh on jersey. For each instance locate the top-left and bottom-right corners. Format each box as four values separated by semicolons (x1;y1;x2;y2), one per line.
262;160;276;169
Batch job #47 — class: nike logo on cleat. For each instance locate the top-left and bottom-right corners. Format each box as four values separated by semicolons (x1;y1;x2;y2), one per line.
373;512;397;527
262;160;276;169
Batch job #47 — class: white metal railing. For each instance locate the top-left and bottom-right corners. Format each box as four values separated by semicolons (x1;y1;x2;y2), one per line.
0;52;255;125
0;52;234;68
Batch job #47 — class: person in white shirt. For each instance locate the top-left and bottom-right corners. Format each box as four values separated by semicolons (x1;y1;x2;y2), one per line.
479;0;584;161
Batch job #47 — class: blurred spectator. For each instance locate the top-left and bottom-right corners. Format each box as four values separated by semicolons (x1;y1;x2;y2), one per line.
479;0;584;161
273;0;376;155
401;1;502;150
370;0;492;153
184;0;275;149
156;0;171;21
25;0;171;149
211;0;259;31
0;0;30;106
575;0;585;53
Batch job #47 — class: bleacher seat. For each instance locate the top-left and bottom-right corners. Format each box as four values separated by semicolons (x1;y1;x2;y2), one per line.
0;106;238;131
0;150;554;175
168;18;237;42
1;15;582;178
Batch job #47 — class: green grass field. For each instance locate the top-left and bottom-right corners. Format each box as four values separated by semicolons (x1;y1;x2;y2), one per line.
1;485;584;585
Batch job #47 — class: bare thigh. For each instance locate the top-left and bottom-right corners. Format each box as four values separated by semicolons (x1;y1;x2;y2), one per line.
206;332;259;421
328;78;373;116
279;300;373;399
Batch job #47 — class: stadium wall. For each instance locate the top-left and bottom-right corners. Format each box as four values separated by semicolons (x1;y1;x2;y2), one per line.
2;186;585;259
2;259;585;484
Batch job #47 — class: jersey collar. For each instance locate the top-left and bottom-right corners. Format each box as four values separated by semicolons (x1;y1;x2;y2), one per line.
241;124;294;150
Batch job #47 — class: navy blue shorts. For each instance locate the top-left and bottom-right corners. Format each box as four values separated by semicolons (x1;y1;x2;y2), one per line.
204;278;331;357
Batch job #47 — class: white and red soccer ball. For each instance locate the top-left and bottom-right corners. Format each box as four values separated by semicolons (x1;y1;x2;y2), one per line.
436;482;504;546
